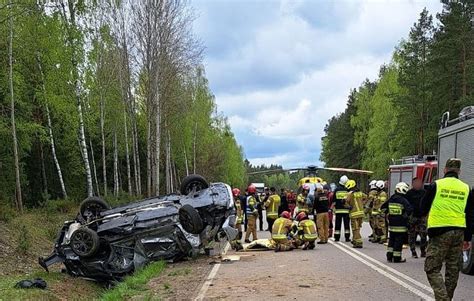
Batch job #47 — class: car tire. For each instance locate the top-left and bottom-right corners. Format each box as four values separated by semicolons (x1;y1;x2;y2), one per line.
462;238;474;275
70;227;100;258
179;204;204;234
79;197;110;220
180;174;209;195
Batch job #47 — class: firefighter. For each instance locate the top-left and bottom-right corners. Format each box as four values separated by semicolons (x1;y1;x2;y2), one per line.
232;188;244;240
334;175;351;242
265;187;281;233
296;184;312;216
293;212;318;250
372;180;388;243
367;180;378;239
314;184;330;244
245;185;259;243
382;182;412;263
345;180;366;248
272;211;294;252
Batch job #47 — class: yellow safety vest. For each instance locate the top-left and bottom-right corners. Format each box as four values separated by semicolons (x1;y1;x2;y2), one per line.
428;177;469;229
266;194;281;219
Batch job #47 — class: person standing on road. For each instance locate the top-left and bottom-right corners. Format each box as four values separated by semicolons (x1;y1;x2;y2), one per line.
245;185;259;243
334;175;351;242
421;158;474;301
367;180;378;240
296;184;312;216
382;182;412;263
232;188;244;241
265;187;281;233
279;188;289;215
258;188;268;231
372;180;388;244
406;177;428;258
326;184;334;238
346;180;366;248
272;211;294;252
314;184;330;244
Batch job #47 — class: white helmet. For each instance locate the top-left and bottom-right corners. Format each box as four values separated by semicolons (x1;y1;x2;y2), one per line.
395;182;410;195
339;175;349;185
369;180;377;190
375;180;385;190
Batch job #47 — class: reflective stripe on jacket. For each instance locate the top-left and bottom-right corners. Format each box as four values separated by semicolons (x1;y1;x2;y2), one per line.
348;191;366;219
298;219;318;241
265;194;281;219
272;217;292;240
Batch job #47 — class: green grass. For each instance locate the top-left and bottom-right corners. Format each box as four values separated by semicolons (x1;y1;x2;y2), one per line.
100;261;166;301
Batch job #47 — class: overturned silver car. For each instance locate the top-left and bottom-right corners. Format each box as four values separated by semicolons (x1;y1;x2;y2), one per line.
39;175;237;281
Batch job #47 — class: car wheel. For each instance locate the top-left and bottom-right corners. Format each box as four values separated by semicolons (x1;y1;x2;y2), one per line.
179;204;204;234
79;197;110;221
180;174;209;195
70;227;100;258
462;238;474;275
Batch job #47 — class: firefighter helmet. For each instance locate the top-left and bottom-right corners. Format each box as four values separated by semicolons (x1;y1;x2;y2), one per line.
281;211;291;219
395;182;410;195
375;180;385;190
339;175;349;185
296;212;307;222
345;180;356;190
369;180;377;189
247;185;256;194
232;188;240;197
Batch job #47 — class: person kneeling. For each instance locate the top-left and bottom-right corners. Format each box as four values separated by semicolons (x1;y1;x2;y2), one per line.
271;211;295;252
293;212;318;250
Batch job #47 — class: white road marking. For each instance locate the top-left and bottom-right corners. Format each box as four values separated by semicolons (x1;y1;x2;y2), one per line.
194;242;231;301
329;240;434;301
334;240;433;293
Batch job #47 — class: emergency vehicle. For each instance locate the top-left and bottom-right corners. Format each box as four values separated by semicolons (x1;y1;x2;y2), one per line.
388;155;438;196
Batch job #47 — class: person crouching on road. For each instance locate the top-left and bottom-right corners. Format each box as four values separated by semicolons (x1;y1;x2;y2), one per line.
314;184;330;244
334;175;351;242
293;212;318;250
382;182;413;263
420;158;474;301
245;185;259;243
345;180;367;248
272;211;294;252
265;187;281;234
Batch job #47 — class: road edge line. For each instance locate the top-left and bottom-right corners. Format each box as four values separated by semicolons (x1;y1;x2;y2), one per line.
194;242;231;301
329;240;434;301
333;240;433;293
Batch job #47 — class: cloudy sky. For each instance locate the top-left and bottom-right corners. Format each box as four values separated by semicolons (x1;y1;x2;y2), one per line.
193;0;443;168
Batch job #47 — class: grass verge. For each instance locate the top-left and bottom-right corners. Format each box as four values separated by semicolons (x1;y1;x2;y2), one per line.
101;261;166;301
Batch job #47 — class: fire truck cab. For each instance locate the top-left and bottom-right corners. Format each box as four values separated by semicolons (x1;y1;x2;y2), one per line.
388;155;438;196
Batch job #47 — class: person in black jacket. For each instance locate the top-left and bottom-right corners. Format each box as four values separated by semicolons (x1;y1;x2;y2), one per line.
314;184;330;244
406;177;427;258
334;175;351;242
279;188;289;215
382;182;413;263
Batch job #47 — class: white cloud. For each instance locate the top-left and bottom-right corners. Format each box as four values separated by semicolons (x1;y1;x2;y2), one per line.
195;0;444;168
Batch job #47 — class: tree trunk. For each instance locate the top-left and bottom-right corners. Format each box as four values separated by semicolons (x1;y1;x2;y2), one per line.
90;138;100;197
100;93;107;197
77;95;93;197
113;131;119;197
183;146;189;176
39;140;48;196
147;117;152;197
8;1;23;212
193;121;197;174
37;56;67;199
123;109;132;196
154;103;161;196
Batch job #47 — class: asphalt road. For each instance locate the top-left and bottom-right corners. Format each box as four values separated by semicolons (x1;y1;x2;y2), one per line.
200;222;473;301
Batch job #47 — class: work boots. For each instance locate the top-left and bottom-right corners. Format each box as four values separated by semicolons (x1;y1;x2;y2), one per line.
393;258;407;263
420;250;426;258
411;250;418;258
386;253;393;262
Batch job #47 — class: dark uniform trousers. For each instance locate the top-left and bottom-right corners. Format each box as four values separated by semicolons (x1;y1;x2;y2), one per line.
387;231;407;261
334;213;350;241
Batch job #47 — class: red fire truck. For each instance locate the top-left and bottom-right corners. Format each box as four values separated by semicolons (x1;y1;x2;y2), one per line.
388;155;438;196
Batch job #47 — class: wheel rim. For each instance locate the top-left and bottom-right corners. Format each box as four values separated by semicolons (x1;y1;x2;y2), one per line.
72;231;94;255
